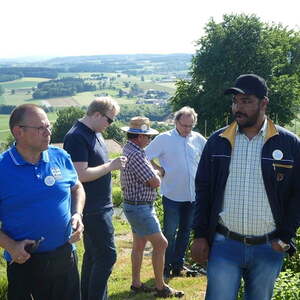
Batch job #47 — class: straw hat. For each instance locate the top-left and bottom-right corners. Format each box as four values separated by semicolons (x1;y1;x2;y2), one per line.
121;116;159;135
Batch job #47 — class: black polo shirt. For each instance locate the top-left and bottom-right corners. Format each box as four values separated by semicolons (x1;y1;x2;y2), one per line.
64;121;112;213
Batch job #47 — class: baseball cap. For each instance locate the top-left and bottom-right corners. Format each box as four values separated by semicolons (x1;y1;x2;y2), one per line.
224;74;268;99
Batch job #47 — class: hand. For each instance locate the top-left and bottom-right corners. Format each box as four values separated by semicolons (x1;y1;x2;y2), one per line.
154;166;165;177
190;238;210;264
271;240;286;253
69;213;84;244
109;156;127;171
9;239;35;264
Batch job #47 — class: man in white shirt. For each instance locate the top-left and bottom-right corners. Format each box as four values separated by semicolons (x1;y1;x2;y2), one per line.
145;106;206;278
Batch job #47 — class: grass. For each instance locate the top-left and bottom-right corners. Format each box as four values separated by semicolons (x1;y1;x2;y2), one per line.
0;216;207;299
0;78;48;90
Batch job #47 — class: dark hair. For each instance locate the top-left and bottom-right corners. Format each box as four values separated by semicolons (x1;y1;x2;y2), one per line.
127;132;140;140
9;104;42;133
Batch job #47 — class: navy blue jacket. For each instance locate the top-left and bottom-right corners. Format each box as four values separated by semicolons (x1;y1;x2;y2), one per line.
193;119;300;249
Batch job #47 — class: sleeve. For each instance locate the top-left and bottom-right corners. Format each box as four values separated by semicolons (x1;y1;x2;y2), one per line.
64;152;79;187
193;141;212;239
145;135;163;160
278;137;300;244
63;133;89;163
129;152;156;184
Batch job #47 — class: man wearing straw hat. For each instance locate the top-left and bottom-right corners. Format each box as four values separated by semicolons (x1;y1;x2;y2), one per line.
121;116;184;298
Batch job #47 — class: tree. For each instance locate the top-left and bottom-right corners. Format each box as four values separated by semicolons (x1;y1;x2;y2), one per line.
51;107;85;143
171;14;300;135
102;121;125;144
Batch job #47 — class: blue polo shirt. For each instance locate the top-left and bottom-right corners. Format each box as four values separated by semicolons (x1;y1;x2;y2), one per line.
64;121;112;213
0;146;78;261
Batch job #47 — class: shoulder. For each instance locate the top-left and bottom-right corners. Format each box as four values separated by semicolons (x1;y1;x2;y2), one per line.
153;130;173;141
276;125;299;140
191;131;207;142
47;145;70;158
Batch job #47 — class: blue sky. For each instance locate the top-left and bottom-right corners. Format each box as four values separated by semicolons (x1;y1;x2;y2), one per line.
1;0;299;59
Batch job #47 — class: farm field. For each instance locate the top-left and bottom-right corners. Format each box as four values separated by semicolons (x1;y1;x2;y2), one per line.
0;73;176;107
0;112;57;143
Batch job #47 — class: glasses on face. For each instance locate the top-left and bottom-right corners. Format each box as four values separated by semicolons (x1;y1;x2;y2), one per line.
104;114;114;124
19;124;52;134
177;120;194;129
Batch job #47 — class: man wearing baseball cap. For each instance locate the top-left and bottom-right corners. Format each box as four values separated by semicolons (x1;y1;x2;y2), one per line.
121;117;184;298
191;74;300;300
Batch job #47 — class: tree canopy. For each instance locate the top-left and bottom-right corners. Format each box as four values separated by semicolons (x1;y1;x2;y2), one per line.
171;14;300;135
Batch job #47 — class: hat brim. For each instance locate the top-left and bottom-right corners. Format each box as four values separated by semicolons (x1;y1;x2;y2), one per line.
121;126;159;135
224;87;247;95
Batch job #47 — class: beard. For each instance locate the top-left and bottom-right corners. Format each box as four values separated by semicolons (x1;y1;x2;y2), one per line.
234;109;261;129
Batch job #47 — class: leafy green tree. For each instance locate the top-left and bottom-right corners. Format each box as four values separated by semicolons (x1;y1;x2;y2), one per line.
51;107;85;143
171;14;300;135
102;121;125;144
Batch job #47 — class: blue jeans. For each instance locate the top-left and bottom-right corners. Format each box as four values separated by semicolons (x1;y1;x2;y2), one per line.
162;196;195;272
205;233;285;300
81;208;117;300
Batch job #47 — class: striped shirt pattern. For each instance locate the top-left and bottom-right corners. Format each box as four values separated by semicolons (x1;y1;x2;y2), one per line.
220;120;276;236
121;141;157;203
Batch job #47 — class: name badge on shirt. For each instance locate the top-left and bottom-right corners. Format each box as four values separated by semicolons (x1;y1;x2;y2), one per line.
44;176;55;186
272;150;283;160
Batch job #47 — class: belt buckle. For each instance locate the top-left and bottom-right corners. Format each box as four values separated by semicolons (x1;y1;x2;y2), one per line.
243;235;252;245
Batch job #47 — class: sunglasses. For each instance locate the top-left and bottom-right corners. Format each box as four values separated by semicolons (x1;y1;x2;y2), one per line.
104;114;114;124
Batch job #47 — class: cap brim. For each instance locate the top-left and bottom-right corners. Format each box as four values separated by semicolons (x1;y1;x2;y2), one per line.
224;87;247;95
121;126;159;135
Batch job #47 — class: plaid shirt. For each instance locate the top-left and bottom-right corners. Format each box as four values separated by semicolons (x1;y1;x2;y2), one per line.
220;119;275;235
121;141;157;203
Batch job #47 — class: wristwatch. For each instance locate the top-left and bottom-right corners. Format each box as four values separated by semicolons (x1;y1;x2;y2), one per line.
278;239;290;251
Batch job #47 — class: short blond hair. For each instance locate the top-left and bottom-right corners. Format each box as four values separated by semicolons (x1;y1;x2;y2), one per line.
174;106;198;125
87;97;120;116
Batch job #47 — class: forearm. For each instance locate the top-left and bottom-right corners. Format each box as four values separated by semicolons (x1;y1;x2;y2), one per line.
71;182;86;215
75;162;112;183
0;230;16;253
150;160;165;177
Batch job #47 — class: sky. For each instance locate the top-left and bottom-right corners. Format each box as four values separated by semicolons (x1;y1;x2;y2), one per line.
1;0;299;59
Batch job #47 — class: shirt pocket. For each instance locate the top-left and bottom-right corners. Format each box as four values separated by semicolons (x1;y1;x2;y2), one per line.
272;161;294;183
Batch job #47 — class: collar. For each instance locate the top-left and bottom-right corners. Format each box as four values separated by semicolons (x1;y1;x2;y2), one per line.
127;140;144;152
174;128;192;138
220;118;278;149
8;145;49;166
77;120;95;135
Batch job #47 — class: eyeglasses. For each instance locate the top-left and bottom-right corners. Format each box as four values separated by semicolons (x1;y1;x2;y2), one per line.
104;114;114;124
19;124;52;134
177;120;194;129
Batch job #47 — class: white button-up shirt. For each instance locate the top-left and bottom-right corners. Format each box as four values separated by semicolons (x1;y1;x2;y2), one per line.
220;119;276;235
145;128;206;202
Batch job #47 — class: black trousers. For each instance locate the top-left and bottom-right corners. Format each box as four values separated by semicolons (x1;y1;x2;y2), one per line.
7;243;80;300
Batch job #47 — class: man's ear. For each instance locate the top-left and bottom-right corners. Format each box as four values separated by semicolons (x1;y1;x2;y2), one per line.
12;126;21;139
261;97;269;110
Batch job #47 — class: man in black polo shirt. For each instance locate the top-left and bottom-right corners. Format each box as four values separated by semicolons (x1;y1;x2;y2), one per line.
64;97;127;300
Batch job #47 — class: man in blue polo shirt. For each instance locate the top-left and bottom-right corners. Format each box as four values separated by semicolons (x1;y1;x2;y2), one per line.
64;97;127;300
0;104;85;300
